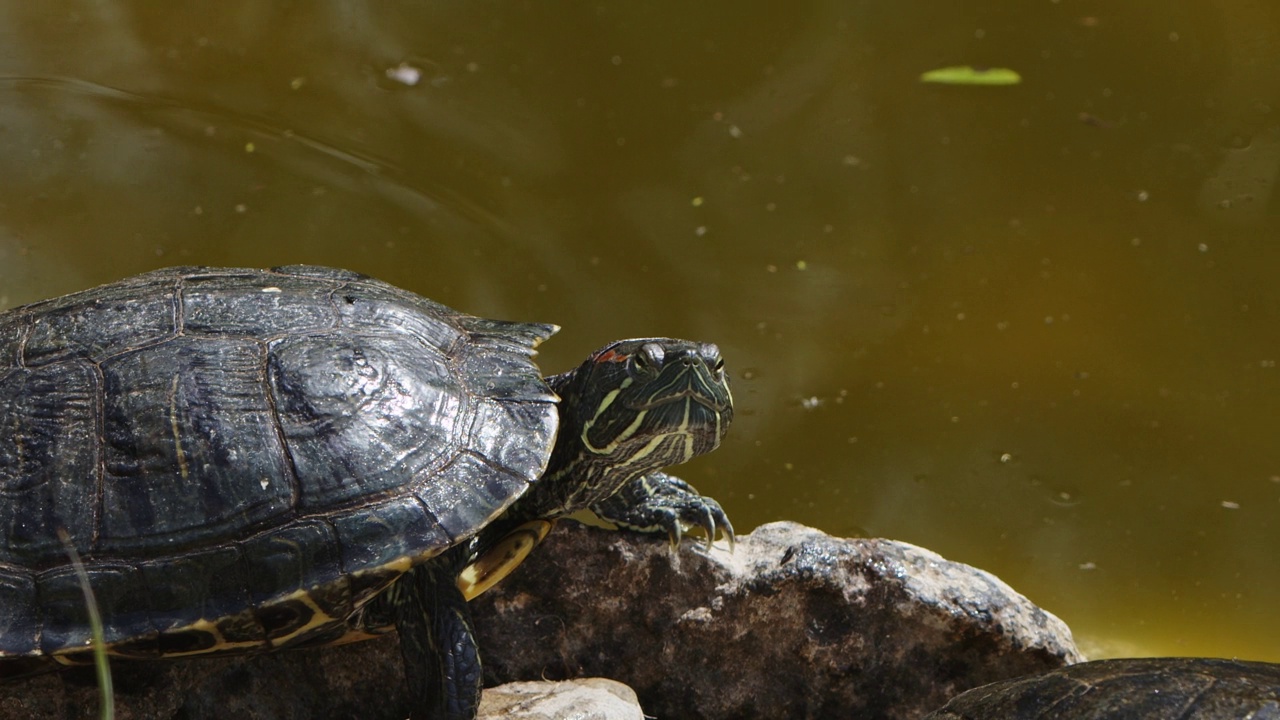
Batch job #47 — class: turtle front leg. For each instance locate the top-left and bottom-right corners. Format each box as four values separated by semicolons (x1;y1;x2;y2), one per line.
590;471;734;550
386;553;483;720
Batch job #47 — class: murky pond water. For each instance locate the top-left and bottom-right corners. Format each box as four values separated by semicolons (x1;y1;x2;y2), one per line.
2;3;1278;662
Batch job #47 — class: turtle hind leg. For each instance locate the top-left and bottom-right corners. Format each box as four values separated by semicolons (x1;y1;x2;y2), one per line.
590;471;735;551
387;556;482;720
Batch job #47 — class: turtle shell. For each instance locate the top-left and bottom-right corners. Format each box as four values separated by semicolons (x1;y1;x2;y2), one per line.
924;658;1280;719
0;265;558;670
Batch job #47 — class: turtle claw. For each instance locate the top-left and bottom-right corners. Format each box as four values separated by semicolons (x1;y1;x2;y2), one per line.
591;471;735;553
693;495;734;552
666;521;684;550
717;510;737;553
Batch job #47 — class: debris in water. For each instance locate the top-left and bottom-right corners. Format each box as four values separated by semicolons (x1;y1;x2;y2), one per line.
920;66;1022;86
386;62;422;87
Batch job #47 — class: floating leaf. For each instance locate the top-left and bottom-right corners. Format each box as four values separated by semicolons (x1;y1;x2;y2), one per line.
920;66;1022;86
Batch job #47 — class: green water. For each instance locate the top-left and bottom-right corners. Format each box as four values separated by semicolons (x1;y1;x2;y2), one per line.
1;2;1278;662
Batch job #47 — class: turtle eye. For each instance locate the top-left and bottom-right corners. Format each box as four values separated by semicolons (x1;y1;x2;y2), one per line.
633;342;665;374
699;343;725;375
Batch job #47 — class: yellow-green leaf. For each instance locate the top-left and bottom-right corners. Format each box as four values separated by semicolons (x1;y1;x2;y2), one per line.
920;66;1022;86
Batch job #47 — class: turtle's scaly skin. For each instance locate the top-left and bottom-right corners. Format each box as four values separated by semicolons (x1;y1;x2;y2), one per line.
0;266;558;672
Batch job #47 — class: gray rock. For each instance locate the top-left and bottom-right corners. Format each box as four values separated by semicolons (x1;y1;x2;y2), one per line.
479;678;643;720
470;521;1084;720
0;521;1081;719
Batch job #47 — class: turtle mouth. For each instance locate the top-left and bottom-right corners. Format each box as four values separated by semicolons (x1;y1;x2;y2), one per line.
623;364;734;460
629;386;728;412
626;367;731;414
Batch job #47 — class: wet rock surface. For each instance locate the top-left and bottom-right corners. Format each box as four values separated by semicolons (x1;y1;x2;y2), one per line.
0;521;1082;719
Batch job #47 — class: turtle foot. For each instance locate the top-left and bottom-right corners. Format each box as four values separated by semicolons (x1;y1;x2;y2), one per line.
590;471;735;551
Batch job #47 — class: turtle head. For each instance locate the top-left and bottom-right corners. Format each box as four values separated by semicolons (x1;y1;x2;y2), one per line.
543;338;732;508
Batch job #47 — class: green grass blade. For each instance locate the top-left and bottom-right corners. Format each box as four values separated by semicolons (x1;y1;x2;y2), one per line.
56;528;114;720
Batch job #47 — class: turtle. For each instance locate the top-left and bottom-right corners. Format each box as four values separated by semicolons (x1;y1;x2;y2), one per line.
0;265;734;720
923;657;1280;719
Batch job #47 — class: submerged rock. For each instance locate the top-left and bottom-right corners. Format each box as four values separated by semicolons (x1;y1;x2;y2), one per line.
0;521;1081;719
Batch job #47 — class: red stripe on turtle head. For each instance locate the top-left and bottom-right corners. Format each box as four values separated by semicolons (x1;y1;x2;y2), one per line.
593;347;630;364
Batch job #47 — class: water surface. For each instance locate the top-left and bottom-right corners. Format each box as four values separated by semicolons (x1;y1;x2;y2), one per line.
1;2;1278;661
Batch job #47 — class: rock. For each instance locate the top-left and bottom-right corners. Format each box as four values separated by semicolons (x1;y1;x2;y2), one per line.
478;678;643;720
0;521;1082;719
923;657;1280;719
470;521;1084;720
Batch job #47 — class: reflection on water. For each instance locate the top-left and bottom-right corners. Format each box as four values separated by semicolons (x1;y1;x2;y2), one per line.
1;2;1278;662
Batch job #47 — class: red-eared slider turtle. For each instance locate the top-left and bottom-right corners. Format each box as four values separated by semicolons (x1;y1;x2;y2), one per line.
0;265;733;720
924;657;1280;719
